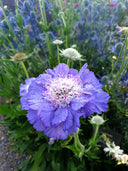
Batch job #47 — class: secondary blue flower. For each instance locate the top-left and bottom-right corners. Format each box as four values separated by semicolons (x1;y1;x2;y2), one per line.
20;63;110;140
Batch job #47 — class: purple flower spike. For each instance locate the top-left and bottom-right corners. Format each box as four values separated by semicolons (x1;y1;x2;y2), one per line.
0;8;3;18
20;63;110;140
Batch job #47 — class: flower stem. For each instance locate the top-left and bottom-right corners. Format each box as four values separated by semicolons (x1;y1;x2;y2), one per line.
20;61;29;78
67;59;70;67
92;125;99;142
91;0;93;25
74;129;85;159
57;45;60;64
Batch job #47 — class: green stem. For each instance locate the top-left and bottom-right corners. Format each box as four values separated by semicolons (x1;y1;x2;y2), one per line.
57;45;60;64
58;0;63;10
91;0;93;25
85;146;91;153
113;33;128;86
109;34;128;78
20;61;29;78
39;0;45;25
74;129;85;159
92;125;99;142
67;59;70;67
65;34;68;48
79;61;82;69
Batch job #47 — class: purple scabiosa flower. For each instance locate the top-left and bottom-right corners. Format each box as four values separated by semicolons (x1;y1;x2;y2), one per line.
20;63;110;140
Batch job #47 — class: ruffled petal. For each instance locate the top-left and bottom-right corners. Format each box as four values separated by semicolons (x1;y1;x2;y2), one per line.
33;120;45;131
79;63;88;77
25;77;36;85
63;110;73;130
52;107;68;125
39;110;54;127
27;110;38;124
45;124;69;140
35;74;52;85
28;94;44;110
71;95;89;111
54;63;69;77
20;77;35;96
82;102;101;117
46;69;55;78
20;96;29;110
79;64;102;88
68;68;78;76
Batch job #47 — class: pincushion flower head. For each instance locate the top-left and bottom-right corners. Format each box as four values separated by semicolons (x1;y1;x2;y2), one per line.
60;48;83;61
90;115;105;126
20;63;110;140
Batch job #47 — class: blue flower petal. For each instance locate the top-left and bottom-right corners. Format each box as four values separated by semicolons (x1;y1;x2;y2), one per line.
68;68;78;76
79;68;102;88
39;110;54;127
20;96;29;110
46;69;55;77
54;63;69;77
52;107;68;125
28;94;44;110
45;124;69;140
79;63;88;77
27;110;38;124
71;96;89;111
63;110;73;130
33;120;45;131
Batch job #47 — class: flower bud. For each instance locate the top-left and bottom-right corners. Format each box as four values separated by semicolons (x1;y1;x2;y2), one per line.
90;115;105;126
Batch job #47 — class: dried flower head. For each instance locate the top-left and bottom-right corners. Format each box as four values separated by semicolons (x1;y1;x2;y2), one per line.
60;48;83;60
13;52;27;62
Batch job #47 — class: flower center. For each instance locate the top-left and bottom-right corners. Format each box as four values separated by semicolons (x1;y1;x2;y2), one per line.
44;76;82;107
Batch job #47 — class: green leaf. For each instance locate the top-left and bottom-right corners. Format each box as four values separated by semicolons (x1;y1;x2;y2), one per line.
0;105;10;115
16;14;23;28
31;143;47;171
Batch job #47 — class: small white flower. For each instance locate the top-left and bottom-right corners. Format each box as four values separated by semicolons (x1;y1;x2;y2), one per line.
104;142;123;157
90;115;105;126
60;48;83;60
53;39;63;45
71;44;77;48
112;56;117;60
119;154;128;164
4;5;7;10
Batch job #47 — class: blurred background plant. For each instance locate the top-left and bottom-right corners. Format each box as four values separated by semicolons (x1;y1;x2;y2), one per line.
0;0;128;170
